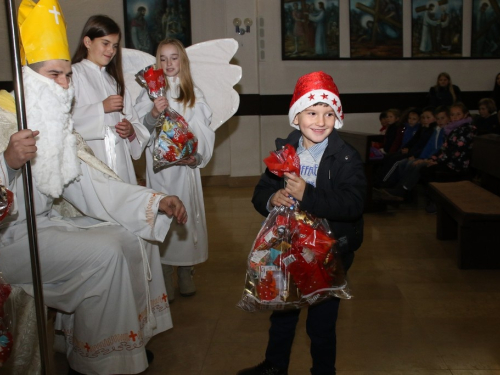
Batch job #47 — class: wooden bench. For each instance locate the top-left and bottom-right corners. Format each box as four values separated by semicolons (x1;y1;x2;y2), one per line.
428;180;500;269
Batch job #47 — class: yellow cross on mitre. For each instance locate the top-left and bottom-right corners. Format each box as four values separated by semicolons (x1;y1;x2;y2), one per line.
18;0;70;65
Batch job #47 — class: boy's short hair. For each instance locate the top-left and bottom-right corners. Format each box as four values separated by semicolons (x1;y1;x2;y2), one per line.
478;98;497;114
379;111;388;120
434;105;450;117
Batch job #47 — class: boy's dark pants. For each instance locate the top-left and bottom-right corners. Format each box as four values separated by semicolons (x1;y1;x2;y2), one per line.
265;297;341;375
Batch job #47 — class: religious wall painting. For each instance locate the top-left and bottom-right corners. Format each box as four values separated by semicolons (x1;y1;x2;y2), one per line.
471;0;500;57
123;0;192;55
281;0;340;60
349;0;403;59
411;0;463;58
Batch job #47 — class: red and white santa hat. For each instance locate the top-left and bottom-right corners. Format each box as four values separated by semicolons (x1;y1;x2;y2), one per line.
288;71;344;129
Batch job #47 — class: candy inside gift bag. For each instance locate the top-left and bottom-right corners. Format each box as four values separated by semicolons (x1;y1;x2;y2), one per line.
237;205;351;312
135;64;199;172
152;108;198;172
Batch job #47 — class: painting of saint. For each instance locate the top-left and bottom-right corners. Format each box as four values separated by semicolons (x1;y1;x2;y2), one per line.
411;0;463;58
124;0;192;54
282;0;340;60
471;0;500;58
349;0;403;59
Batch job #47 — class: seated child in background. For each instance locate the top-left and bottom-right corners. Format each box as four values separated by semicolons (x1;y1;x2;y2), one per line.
400;108;421;152
238;71;366;375
373;107;428;188
369;111;389;159
388;107;421;154
475;98;499;135
404;107;437;160
377;103;475;208
379;111;389;134
378;106;449;192
382;108;400;153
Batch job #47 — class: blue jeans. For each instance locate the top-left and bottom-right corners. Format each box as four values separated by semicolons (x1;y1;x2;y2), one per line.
265;297;341;375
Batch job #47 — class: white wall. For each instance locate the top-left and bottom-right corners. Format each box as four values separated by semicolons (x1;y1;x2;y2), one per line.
1;0;499;179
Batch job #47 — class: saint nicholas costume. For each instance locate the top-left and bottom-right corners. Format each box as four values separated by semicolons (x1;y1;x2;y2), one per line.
0;1;173;373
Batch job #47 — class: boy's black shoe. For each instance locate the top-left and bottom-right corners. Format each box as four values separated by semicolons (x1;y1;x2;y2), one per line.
237;360;288;375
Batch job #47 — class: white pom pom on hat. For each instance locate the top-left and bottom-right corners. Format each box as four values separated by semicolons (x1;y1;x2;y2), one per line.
288;71;344;130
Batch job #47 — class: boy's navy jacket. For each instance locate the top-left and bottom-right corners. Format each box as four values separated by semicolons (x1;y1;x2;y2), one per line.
252;129;366;271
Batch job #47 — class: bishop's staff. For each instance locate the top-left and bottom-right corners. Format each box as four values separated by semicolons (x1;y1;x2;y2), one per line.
4;0;51;373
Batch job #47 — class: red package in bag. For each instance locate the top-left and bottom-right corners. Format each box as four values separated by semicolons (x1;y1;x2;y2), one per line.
296;222;336;264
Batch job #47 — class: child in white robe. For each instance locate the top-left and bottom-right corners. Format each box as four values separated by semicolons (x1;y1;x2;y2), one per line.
71;15;149;184
138;38;215;301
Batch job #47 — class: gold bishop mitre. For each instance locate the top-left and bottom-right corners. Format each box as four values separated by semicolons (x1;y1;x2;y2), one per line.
18;0;71;65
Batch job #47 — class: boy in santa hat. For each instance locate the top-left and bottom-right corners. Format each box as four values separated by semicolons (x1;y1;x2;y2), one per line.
239;71;366;375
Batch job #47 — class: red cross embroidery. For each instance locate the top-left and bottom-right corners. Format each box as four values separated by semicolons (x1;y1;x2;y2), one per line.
321;93;328;99
129;331;138;342
338;105;342;112
308;94;315;100
332;98;337;106
84;343;90;352
341;113;345;120
162;293;167;302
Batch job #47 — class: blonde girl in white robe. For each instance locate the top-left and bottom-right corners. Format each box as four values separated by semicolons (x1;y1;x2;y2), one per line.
71;15;149;184
139;38;215;300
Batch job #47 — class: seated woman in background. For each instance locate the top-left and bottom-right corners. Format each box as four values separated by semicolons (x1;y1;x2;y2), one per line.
428;72;461;107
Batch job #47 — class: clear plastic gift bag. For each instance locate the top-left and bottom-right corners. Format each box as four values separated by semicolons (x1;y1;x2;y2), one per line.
151;108;198;172
136;65;199;172
0;273;14;366
237;204;351;312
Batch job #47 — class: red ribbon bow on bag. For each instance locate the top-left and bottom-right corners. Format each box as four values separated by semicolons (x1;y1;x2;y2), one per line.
264;144;300;177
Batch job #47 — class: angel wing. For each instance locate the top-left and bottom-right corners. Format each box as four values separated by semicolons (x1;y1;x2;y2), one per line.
186;39;241;131
122;39;242;131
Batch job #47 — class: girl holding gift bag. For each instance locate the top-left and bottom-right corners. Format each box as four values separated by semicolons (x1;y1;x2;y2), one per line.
239;71;366;375
138;38;215;301
71;15;150;184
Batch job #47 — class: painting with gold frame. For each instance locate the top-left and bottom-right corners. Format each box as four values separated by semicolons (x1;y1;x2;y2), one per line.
471;0;500;57
123;0;192;55
411;0;463;58
282;0;340;60
349;0;403;59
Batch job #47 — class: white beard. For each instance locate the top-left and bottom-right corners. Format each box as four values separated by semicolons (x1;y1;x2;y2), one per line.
23;66;81;198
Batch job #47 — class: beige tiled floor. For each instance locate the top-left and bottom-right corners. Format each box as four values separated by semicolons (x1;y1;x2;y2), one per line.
55;186;500;374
